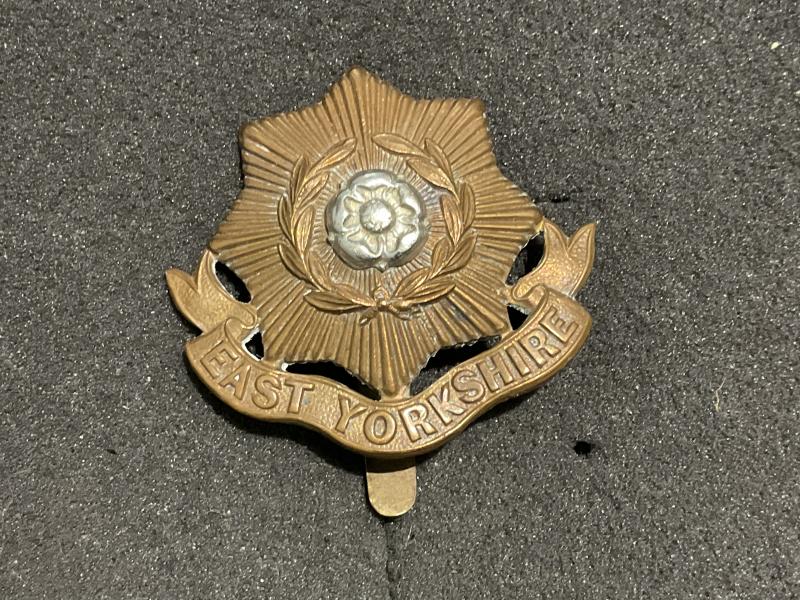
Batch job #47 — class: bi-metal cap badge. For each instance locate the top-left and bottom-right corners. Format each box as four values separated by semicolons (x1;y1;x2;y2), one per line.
167;68;596;516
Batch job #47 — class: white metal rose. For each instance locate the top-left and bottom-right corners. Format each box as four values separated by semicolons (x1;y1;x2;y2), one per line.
326;170;429;270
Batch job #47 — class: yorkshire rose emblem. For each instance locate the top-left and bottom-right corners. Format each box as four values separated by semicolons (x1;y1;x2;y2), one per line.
167;68;596;515
326;170;429;271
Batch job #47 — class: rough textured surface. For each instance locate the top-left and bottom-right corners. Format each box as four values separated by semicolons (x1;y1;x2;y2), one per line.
1;1;798;599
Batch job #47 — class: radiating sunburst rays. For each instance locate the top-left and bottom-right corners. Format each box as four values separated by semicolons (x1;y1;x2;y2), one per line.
210;68;542;396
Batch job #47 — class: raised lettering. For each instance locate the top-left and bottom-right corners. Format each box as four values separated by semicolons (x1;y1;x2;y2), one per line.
426;387;465;425
336;395;367;433
452;368;486;404
285;381;314;414
200;341;239;379
540;306;577;343
400;404;437;442
218;363;249;400
364;410;397;445
521;329;560;367
477;353;515;392
253;373;281;409
506;344;532;376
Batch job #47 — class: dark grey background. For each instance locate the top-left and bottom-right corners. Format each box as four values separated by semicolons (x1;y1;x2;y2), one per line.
2;1;798;598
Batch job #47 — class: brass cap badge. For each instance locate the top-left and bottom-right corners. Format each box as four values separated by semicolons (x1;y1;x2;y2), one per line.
167;68;596;516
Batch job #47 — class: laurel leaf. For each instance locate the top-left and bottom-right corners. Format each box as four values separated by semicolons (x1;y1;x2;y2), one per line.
393;268;431;298
459;182;476;229
442;231;477;275
406;278;455;305
430;237;452;275
408;158;454;193
306;252;331;288
336;283;375;305
373;133;425;157
297;173;328;209
311;137;356;174
293;206;315;251
278;194;292;241
424;139;451;178
441;194;463;242
278;243;310;283
304;290;365;313
290;157;307;199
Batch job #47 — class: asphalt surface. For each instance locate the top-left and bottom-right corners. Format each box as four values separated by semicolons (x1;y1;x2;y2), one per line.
2;1;798;598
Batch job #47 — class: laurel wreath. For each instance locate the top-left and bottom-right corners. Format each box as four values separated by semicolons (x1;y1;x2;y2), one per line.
277;135;477;324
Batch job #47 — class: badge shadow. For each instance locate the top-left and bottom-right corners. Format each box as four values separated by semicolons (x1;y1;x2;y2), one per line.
409;338;534;468
179;335;365;476
175;305;537;478
409;393;530;471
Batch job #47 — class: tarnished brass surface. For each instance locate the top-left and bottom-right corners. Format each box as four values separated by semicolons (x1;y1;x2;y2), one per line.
365;458;417;518
167;68;596;515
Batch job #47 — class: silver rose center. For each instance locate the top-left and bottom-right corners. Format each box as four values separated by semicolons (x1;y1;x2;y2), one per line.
360;200;395;233
326;170;428;271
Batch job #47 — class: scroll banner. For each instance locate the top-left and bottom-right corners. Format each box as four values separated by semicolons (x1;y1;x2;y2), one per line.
186;287;590;458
